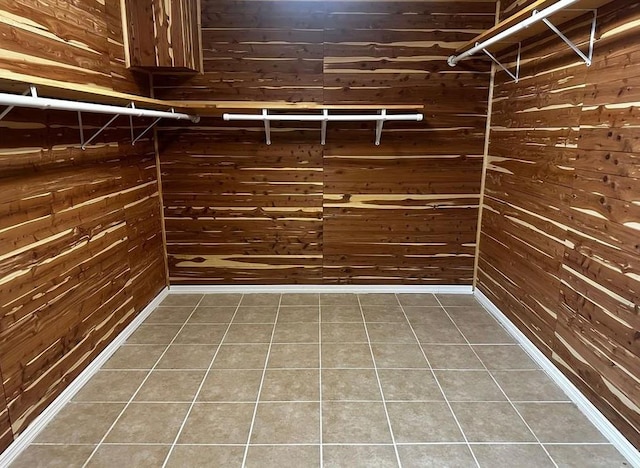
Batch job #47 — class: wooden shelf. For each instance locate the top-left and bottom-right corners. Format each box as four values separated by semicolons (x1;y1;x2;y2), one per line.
0;71;175;111
454;0;614;57
0;71;423;119
174;101;424;116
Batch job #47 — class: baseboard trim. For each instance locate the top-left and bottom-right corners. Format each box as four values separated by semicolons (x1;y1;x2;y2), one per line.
474;288;640;468
168;284;473;294
0;287;169;468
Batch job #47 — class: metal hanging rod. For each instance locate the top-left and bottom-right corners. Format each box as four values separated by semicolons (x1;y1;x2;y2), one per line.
447;0;595;68
0;91;200;122
223;109;423;146
0;87;200;150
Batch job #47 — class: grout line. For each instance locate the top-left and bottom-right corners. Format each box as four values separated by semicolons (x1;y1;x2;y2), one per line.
356;296;403;468
318;294;324;468
98;366;545;372
159;295;246;467
68;399;573;405
113;341;526;346
394;294;482;468
240;295;283;467
32;441;617;447
82;295;208;467
434;296;559;468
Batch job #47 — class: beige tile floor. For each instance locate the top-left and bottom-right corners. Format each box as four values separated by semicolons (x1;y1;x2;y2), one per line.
12;293;631;467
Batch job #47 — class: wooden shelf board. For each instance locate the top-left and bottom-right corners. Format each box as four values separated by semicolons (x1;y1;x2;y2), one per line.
0;71;172;110
454;0;614;57
0;72;423;118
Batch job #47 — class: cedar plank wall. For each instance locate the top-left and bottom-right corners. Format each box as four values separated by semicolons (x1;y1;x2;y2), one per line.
125;0;202;71
0;0;166;451
154;0;494;284
0;117;166;441
0;0;148;94
477;1;640;448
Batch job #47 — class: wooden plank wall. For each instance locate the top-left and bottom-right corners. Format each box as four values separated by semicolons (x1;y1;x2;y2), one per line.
0;0;166;451
124;0;202;71
0;0;149;95
477;1;640;449
0;109;167;448
156;0;495;284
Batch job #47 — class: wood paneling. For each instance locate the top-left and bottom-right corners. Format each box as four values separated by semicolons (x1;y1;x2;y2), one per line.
0;106;166;439
124;0;202;71
477;1;640;449
0;371;11;453
0;0;149;95
157;0;493;284
160;128;324;283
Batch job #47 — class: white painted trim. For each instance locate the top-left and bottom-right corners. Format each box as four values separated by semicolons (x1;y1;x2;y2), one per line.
168;284;474;294
474;288;640;468
0;287;169;468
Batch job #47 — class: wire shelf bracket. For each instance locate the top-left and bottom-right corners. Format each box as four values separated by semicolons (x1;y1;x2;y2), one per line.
132;116;164;145
538;9;597;66
81;103;135;150
483;42;522;83
0;86;37;122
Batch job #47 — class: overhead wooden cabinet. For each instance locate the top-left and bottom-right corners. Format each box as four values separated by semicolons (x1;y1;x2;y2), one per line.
123;0;202;72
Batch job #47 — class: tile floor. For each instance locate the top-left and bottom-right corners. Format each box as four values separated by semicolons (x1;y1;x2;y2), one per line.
12;293;631;467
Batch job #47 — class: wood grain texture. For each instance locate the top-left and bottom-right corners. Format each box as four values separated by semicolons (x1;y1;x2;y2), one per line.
157;0;493;284
0;106;166;440
124;0;202;71
0;370;11;453
477;1;640;449
0;0;149;95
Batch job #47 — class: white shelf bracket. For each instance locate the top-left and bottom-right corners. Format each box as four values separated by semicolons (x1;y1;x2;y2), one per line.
132;116;163;145
375;109;386;146
263;109;271;145
77;111;85;147
538;9;597;66
482;42;521;83
129;102;135;143
0;86;36;122
81;103;140;150
320;109;328;145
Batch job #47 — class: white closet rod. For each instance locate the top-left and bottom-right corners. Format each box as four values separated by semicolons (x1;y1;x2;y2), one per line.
0;92;200;122
223;113;423;122
223;109;423;146
447;0;579;66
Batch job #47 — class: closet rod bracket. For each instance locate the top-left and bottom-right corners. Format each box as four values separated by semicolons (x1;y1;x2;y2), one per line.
0;86;37;122
263;109;271;145
482;42;521;83
81;103;137;150
375;109;387;146
537;9;597;66
320;109;328;145
133;116;163;145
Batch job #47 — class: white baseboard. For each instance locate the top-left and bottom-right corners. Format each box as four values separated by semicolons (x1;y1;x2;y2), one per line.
474;288;640;468
0;287;169;468
169;284;473;294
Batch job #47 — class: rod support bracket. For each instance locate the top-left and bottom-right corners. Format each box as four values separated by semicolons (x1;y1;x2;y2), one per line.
0;86;36;122
536;9;597;66
320;109;328;145
482;42;521;83
263;109;271;145
375;109;387;146
132;117;162;145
